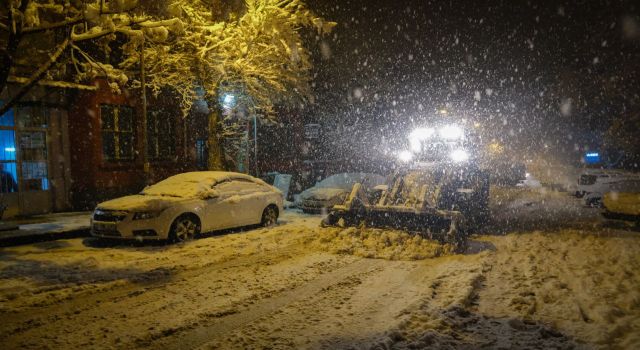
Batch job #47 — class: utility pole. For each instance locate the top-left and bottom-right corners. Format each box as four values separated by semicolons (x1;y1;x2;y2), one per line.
140;43;150;182
254;115;258;176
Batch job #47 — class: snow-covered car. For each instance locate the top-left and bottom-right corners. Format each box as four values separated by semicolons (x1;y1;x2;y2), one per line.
515;175;541;188
575;170;632;197
602;179;640;222
91;172;283;242
298;173;385;213
576;172;640;206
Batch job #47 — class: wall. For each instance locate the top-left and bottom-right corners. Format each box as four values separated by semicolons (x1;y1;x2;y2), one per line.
68;80;196;210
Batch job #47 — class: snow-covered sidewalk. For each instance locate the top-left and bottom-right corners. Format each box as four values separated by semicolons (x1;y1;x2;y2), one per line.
0;212;91;246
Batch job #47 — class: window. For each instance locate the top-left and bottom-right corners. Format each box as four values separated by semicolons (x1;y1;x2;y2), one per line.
0;130;18;193
0;103;14;127
20;131;48;191
147;110;175;160
214;179;259;194
0;104;18;193
0;103;51;193
16;105;47;128
101;105;134;161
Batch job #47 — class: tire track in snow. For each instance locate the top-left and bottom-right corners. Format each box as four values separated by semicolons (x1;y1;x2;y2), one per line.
0;243;311;343
142;257;386;350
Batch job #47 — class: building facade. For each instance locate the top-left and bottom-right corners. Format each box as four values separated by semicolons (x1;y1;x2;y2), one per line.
0;85;72;218
0;80;210;218
67;80;208;210
0;79;303;218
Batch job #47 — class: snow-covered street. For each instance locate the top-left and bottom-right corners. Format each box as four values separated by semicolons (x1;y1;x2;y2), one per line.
0;188;639;349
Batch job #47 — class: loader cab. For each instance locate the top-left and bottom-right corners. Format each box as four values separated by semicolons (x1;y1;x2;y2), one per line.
407;124;475;165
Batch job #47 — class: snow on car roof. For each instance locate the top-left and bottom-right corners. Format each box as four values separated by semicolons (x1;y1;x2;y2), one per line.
142;171;269;198
161;171;258;183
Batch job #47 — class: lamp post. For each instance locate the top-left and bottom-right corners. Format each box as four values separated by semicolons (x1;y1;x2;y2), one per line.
140;42;149;182
218;92;258;176
253;114;258;176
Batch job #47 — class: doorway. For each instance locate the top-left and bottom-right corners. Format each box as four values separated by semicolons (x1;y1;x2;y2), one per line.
0;103;68;218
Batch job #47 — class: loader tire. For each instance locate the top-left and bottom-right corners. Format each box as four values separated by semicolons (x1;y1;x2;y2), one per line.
321;212;340;227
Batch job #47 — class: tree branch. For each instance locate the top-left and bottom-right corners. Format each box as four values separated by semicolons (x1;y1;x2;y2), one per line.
0;38;71;118
21;16;83;34
0;0;30;94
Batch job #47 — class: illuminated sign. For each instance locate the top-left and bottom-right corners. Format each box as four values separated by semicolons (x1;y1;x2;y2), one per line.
584;152;600;164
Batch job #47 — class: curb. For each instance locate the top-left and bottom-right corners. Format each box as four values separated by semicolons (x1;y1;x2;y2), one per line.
0;228;91;247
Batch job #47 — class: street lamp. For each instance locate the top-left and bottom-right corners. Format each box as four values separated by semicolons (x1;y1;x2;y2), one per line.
221;93;236;110
218;92;259;175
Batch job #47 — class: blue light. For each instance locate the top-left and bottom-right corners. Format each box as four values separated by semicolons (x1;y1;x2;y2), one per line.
585;152;600;164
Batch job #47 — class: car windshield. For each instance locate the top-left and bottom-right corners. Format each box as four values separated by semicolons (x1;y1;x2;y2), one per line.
316;173;370;189
611;180;640;193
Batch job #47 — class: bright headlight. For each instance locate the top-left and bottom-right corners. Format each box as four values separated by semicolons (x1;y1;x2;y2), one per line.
450;149;469;162
439;125;464;140
398;150;414;162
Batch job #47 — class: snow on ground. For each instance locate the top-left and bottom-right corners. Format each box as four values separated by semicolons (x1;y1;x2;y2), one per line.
0;187;639;349
310;226;454;260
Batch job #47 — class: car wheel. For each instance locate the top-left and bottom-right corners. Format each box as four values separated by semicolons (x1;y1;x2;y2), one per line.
261;205;279;227
169;214;200;243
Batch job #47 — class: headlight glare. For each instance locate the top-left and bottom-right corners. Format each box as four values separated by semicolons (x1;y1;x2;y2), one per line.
450;149;470;162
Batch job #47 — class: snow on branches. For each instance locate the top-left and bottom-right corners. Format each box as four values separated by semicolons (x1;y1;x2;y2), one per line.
135;0;336;119
2;0;334;122
0;0;184;114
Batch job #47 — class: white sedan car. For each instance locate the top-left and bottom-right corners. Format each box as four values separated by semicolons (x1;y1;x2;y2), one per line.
91;172;283;242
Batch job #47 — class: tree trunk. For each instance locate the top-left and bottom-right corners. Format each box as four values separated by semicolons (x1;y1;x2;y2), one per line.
208;108;226;170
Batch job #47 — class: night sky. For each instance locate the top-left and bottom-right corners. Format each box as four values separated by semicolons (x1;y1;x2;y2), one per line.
305;0;640;161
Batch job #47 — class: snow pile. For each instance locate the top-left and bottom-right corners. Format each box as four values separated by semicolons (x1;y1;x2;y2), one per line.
311;226;454;260
476;229;640;348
